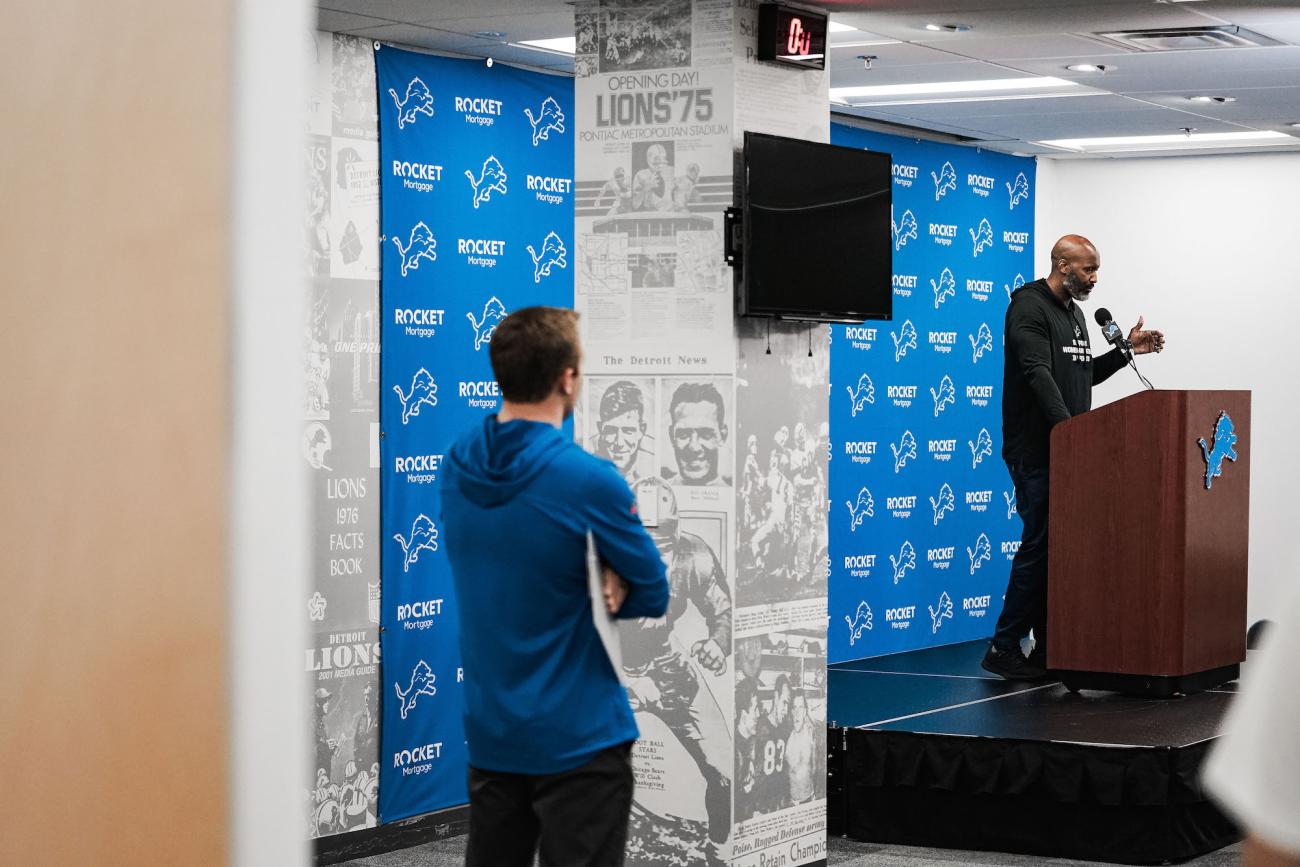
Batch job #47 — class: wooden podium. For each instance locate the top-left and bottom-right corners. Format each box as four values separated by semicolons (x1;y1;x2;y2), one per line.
1047;389;1250;695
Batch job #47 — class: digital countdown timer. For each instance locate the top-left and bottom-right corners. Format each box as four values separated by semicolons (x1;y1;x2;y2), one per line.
757;3;828;70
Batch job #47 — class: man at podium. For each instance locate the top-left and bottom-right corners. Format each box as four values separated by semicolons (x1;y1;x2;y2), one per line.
982;234;1165;681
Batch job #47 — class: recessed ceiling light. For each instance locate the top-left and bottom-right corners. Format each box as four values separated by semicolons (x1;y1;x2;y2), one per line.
1187;95;1236;103
925;23;973;33
1066;64;1110;73
517;36;576;55
1038;130;1291;152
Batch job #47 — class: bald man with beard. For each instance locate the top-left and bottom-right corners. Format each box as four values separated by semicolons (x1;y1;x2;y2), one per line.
982;235;1165;682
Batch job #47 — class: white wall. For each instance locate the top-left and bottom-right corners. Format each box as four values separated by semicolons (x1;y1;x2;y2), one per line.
1036;152;1300;625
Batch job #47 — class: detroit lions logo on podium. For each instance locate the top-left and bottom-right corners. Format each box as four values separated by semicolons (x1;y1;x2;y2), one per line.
931;267;956;309
467;297;507;351
847;373;875;417
524;96;566;145
892;209;918;250
970;323;994;362
388;77;434;130
930;482;955;525
931;374;956;417
466;155;508;209
967;532;992;575
929;591;954;633
890;540;916;584
891;430;917;472
891;319;918;362
1007;172;1031;209
527;231;568;282
931;161;957;201
969;427;994;468
845;601;873;646
970;218;995;256
846;486;874;531
393;514;439;573
391;221;437;277
393;368;438;424
395;660;438;720
1197;411;1238;490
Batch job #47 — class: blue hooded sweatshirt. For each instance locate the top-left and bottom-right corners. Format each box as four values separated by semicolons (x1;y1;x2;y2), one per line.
442;415;669;775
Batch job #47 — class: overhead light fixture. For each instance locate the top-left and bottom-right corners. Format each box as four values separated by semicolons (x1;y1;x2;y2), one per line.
925;23;973;32
1289;122;1300;128
831;76;1076;101
1038;130;1292;153
1187;95;1236;103
516;36;576;55
1066;63;1111;73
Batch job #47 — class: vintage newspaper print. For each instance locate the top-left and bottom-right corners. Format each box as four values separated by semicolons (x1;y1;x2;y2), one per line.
305;30;381;839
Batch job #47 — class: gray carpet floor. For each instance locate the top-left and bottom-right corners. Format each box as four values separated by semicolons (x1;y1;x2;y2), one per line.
337;835;1242;866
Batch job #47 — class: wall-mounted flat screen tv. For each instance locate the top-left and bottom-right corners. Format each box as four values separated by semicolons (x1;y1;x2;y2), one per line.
736;131;892;322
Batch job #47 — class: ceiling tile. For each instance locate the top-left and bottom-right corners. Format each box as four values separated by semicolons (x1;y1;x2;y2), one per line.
317;8;395;33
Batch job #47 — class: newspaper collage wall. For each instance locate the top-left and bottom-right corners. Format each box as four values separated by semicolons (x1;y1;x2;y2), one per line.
827;122;1035;664
574;3;828;865
305;31;382;840
375;46;575;823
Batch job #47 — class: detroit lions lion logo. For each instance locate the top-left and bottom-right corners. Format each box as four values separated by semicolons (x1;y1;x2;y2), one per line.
527;231;567;282
931;267;956;309
891;430;917;472
931;374;956;417
891;319;918;362
846;486;874;531
929;591;954;633
930;483;955;526
388;77;434;130
847;373;875;418
465;155;508;209
845;601;873;646
967;532;992;575
931;161;957;201
467;297;507;351
890;540;916;585
892;208;918;250
524;96;566;146
1005;273;1026;300
1197;411;1238;490
394;660;438;720
969;427;994;468
970;322;994;362
1007;172;1031;209
391;221;437;277
393;368;437;424
392;514;438;573
970;218;995;256
1004;489;1017;519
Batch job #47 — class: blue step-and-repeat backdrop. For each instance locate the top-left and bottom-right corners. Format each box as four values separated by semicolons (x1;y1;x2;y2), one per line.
827;122;1035;663
375;45;574;821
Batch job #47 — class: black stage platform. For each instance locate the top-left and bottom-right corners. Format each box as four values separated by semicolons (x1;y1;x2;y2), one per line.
827;640;1241;865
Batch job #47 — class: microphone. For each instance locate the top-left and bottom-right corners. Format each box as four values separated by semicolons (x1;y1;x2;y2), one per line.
1094;307;1132;354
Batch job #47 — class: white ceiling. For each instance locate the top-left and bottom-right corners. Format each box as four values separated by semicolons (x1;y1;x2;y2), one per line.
316;0;1300;158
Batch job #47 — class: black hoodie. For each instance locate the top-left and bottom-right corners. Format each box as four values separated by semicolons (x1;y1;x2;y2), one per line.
1002;279;1127;467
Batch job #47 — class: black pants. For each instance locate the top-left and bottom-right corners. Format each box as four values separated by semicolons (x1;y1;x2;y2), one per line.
465;742;635;867
992;460;1050;656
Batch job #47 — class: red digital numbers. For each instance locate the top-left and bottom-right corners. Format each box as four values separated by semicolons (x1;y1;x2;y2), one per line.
786;17;812;56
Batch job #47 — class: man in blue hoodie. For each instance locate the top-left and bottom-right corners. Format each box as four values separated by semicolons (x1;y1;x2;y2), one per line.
442;306;670;867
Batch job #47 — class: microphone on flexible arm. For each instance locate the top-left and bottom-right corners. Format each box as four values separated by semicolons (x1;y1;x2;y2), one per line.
1094;307;1155;390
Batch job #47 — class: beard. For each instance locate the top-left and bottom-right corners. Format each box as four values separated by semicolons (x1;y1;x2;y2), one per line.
1063;272;1092;301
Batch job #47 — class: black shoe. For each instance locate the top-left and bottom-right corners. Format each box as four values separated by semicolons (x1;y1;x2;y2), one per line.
981;644;1047;681
1027;646;1047;672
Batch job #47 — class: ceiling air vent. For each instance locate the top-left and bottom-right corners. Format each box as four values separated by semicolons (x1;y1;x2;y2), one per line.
1088;25;1283;52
